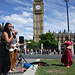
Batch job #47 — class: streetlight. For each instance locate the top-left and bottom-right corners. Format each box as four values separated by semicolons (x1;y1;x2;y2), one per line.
64;0;69;33
41;43;43;54
24;41;31;54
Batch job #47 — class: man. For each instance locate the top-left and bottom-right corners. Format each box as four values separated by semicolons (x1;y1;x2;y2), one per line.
9;31;18;73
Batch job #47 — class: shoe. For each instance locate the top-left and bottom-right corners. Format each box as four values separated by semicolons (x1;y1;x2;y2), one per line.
67;66;70;68
12;68;16;71
9;70;13;73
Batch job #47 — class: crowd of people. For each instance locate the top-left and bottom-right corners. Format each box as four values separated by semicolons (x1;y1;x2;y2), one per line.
0;22;75;75
26;48;58;55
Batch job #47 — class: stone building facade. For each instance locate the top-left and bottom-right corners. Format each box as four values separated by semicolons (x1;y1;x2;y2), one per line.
33;0;44;42
54;32;75;43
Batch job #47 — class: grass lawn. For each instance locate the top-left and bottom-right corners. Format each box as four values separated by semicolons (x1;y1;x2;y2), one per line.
36;59;75;75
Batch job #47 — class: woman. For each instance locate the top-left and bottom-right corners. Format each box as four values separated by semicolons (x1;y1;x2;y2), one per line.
61;35;75;67
0;22;16;75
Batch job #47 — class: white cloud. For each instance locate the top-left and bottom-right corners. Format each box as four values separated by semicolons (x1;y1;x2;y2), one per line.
24;32;33;39
3;14;27;25
43;0;75;33
14;6;33;12
2;12;33;25
70;5;75;10
26;27;33;31
6;0;31;6
69;12;75;29
25;32;33;36
30;8;33;11
17;29;33;40
44;9;75;33
1;11;33;40
21;12;32;17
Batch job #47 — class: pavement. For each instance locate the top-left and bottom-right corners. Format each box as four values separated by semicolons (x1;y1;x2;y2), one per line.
23;59;40;75
9;58;40;75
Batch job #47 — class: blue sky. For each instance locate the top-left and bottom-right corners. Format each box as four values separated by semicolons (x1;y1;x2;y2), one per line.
0;0;75;40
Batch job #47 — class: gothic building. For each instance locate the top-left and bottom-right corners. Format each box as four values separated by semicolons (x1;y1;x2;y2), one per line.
54;32;75;43
33;0;44;42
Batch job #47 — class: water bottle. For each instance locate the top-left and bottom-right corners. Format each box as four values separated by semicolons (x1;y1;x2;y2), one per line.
32;64;35;70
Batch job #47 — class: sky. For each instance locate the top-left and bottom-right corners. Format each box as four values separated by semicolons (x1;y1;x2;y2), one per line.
0;0;75;40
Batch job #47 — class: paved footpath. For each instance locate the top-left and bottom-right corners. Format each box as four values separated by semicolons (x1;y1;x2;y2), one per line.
9;59;37;75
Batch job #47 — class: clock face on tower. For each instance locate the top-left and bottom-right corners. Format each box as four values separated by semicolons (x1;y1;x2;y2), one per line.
35;5;41;10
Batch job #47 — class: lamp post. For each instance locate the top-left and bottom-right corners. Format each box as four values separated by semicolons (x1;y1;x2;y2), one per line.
24;41;31;54
41;43;43;54
64;0;69;33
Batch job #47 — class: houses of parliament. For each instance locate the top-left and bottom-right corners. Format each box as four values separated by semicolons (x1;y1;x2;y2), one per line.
53;30;75;43
49;30;75;44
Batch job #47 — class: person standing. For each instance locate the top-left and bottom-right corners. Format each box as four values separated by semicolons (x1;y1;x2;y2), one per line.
61;35;75;67
54;49;56;55
49;49;51;54
9;32;18;73
0;22;16;75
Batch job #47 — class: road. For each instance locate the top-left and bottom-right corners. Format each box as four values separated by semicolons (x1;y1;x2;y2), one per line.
21;54;75;59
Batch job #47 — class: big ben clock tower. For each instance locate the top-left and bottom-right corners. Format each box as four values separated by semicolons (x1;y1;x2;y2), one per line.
33;0;44;42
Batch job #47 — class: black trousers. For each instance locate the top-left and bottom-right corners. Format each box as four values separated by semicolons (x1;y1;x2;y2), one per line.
0;43;11;75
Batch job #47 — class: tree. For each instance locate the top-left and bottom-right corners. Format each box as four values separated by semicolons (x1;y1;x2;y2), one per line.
64;29;66;33
59;31;61;33
26;40;40;49
39;33;58;50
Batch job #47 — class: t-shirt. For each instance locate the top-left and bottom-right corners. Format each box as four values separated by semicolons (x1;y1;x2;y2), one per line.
11;38;17;44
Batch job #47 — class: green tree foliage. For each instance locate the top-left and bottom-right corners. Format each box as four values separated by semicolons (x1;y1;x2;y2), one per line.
39;33;58;50
26;40;40;49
